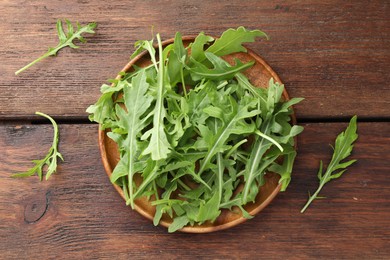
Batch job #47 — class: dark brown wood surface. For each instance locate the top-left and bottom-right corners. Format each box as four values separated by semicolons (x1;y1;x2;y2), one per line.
1;0;389;120
1;123;389;259
0;0;389;259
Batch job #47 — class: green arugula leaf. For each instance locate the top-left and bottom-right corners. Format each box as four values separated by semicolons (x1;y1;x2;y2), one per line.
142;34;171;160
197;192;221;222
188;52;255;81
86;80;127;129
241;79;285;203
168;215;190;233
113;70;153;208
15;19;96;75
131;39;158;71
190;32;214;62
12;112;64;180
236;72;267;101
268;146;297;191
206;26;268;57
301;116;358;213
167;32;189;97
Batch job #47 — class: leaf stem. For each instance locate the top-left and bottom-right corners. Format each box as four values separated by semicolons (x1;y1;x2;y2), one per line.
180;68;187;98
217;153;224;207
301;157;338;213
15;52;52;75
168;171;191;191
35;111;59;150
255;130;283;152
300;182;325;213
242;121;271;203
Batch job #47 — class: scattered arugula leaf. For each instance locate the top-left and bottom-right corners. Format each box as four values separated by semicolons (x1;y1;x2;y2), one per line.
15;19;97;75
301;116;358;213
87;27;303;232
12;112;64;180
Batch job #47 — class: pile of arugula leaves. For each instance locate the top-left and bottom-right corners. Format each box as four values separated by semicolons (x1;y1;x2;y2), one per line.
87;27;304;232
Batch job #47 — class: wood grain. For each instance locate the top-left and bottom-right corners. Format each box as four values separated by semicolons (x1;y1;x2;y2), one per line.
1;1;389;259
0;0;389;120
1;122;389;259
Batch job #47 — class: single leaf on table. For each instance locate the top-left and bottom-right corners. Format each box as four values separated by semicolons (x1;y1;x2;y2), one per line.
301;116;358;213
15;19;96;75
12;112;64;181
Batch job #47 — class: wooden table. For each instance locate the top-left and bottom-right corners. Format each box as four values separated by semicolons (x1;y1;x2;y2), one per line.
1;1;389;259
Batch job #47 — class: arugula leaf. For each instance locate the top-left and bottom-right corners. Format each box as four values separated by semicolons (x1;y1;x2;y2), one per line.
268;147;297;191
131;39;158;71
141;34;171;160
113;71;153;208
206;26;268;57
12;112;63;180
168;215;190;233
189;52;255;81
15;19;96;75
241;79;284;203
167;32;188;89
190;32;214;62
197;192;221;222
301;116;358;213
236;72;267;101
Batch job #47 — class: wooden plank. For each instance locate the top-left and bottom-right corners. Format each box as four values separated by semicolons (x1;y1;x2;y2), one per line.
0;122;389;259
0;0;389;119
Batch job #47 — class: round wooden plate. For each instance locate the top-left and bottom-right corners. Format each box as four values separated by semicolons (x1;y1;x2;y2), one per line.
98;36;296;233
